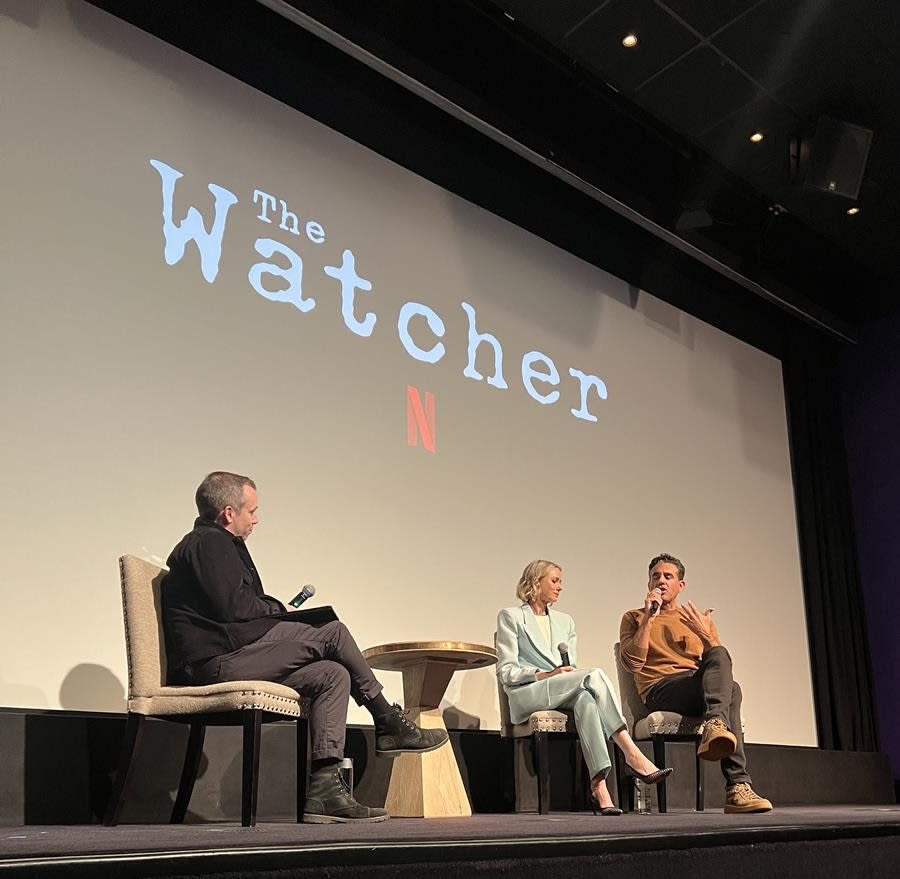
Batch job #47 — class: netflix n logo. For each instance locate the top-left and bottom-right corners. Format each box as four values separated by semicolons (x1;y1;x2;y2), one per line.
406;386;435;453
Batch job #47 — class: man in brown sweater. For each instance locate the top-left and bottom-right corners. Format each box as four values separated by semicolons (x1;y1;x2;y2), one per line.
619;553;773;813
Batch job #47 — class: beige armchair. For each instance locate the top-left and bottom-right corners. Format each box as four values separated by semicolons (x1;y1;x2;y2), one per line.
614;642;704;812
103;555;309;827
494;636;586;814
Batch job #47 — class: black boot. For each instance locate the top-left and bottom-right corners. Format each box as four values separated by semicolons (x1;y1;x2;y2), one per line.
303;767;389;824
374;704;449;756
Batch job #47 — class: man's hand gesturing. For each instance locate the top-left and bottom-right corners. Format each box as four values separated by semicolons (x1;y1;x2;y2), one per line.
678;601;720;648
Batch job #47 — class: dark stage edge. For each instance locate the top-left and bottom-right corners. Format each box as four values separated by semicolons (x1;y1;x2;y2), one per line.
1;806;898;879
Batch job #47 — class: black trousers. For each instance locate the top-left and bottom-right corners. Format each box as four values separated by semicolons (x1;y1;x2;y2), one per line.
195;620;383;761
644;646;751;786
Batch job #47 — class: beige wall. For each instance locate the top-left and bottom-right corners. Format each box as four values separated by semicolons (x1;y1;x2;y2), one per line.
0;1;817;745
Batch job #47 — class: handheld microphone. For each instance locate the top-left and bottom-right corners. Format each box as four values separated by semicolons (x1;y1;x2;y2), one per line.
289;583;316;608
557;643;570;668
649;590;661;615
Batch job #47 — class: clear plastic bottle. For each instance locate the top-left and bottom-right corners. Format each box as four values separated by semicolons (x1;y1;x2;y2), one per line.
339;757;354;797
635;778;651;814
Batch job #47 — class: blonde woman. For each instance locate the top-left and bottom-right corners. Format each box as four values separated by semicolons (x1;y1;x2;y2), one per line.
496;560;671;814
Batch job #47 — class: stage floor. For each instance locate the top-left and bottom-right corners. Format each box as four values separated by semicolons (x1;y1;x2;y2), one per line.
2;805;898;868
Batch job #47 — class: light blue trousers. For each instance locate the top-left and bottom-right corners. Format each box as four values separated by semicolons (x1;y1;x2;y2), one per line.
550;668;627;779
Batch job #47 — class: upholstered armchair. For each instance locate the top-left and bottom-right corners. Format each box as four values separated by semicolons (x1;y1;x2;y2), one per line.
103;555;309;827
614;642;704;812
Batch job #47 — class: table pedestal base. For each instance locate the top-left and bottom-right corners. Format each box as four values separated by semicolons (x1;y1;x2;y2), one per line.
384;708;472;818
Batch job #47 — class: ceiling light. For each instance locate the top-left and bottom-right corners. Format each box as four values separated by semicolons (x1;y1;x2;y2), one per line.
622;33;638;48
750;132;764;143
847;206;859;215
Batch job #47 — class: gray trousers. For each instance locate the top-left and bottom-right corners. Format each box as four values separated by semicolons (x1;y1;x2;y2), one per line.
644;645;751;786
197;620;383;761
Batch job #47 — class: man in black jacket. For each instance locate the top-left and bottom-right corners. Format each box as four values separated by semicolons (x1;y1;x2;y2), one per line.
163;471;447;823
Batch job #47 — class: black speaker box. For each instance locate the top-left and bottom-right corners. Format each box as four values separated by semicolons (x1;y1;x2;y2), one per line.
806;116;873;200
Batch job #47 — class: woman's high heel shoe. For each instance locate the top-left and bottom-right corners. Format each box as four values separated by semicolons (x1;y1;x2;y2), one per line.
628;766;673;785
589;796;623;816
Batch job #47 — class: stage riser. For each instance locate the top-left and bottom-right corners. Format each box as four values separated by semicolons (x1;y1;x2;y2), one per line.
0;710;893;825
4;835;900;879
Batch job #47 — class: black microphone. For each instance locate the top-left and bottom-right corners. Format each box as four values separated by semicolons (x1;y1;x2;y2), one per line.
649;590;661;615
557;643;570;668
289;583;316;608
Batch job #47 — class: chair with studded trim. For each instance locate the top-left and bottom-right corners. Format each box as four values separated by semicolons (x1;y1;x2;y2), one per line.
494;634;588;814
103;554;310;827
613;642;704;813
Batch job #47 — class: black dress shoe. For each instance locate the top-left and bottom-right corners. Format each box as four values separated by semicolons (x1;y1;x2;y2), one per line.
629;766;673;785
303;767;389;823
375;704;449;756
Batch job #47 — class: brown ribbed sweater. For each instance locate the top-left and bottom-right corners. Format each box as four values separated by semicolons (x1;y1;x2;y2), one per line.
619;606;720;700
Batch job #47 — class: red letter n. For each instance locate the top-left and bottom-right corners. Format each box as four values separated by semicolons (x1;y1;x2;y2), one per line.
407;385;435;453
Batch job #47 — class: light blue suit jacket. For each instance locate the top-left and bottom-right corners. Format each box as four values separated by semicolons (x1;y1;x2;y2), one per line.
496;604;578;724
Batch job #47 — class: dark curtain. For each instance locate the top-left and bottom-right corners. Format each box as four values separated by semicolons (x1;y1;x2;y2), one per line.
783;337;879;751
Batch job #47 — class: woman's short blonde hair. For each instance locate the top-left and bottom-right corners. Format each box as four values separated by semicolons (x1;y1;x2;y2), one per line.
516;559;561;603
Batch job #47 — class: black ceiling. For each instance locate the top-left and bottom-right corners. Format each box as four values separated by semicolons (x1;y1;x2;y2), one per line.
264;0;899;332
83;0;900;334
493;0;900;290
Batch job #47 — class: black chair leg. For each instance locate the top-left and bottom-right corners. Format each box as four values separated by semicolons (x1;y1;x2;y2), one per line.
571;739;585;811
242;710;262;827
695;736;705;811
613;746;632;812
296;716;310;822
171;722;206;823
103;713;145;826
533;731;550;815
652;735;668;814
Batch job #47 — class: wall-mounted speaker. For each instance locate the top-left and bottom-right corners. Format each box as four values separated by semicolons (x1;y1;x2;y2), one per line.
805;116;873;200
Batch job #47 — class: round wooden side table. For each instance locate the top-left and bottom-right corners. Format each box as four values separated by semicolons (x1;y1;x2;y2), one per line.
363;640;497;818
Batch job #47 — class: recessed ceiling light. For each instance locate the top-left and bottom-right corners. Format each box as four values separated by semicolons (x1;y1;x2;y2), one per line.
750;131;764;143
847;206;859;215
622;33;638;48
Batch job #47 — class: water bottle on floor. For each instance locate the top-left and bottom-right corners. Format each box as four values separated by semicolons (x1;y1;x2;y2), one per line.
340;757;354;797
635;779;651;814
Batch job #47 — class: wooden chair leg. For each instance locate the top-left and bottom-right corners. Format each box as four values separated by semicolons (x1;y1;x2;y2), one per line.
242;710;262;827
534;731;550;815
296;716;310;823
103;713;145;826
613;745;632;812
170;722;205;823
695;736;705;811
512;738;538;812
652;735;668;814
571;738;583;811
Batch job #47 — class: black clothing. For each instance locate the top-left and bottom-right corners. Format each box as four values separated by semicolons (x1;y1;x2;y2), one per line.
161;519;385;761
162;518;285;680
644;645;751;786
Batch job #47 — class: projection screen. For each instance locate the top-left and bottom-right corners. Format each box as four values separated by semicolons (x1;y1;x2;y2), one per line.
0;1;817;746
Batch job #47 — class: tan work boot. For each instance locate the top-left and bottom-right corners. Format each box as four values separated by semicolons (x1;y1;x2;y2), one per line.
724;782;773;813
697;717;737;761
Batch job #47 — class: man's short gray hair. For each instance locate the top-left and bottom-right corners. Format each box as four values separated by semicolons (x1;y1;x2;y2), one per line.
195;471;256;521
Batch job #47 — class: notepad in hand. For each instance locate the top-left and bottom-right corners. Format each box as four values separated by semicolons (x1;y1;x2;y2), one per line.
272;605;338;626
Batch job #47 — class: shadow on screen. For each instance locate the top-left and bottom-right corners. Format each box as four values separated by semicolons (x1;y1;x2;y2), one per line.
59;663;126;712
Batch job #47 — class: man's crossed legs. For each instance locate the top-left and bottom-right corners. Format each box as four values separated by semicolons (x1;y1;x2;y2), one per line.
644;646;773;813
202;619;448;822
